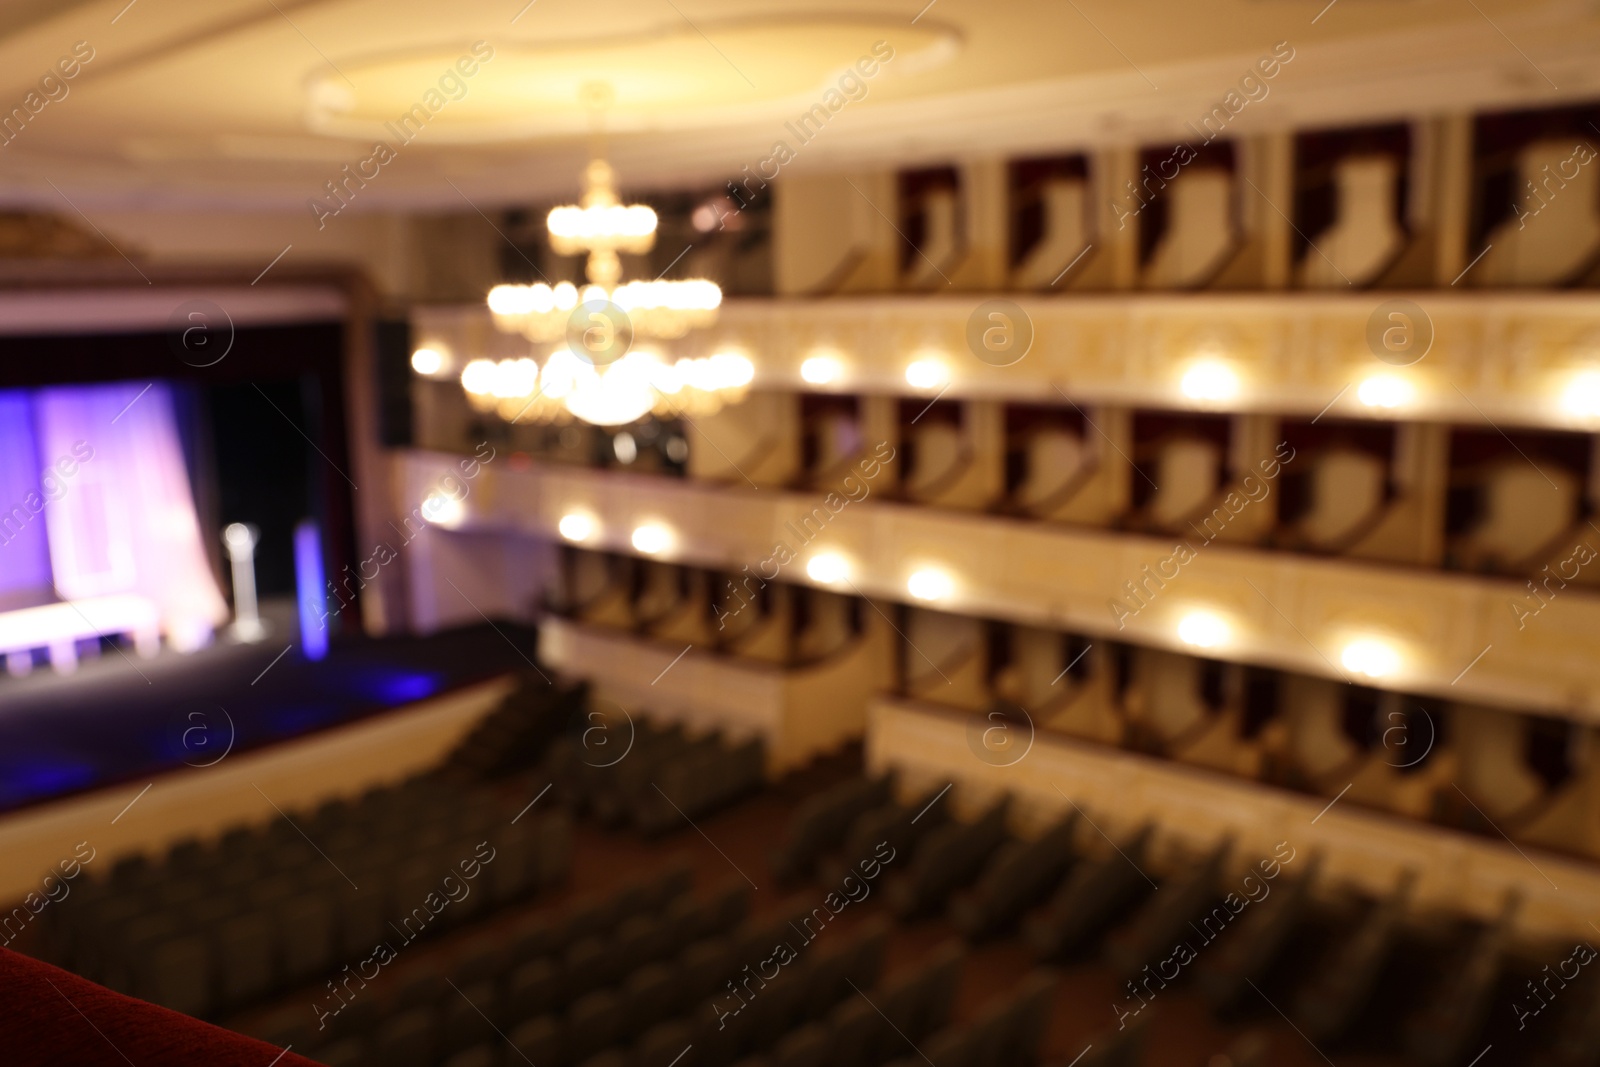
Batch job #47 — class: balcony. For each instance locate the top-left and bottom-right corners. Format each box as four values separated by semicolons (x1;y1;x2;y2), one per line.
400;451;1600;723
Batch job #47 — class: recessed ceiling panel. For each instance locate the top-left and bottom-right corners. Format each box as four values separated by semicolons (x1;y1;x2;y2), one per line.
305;16;960;143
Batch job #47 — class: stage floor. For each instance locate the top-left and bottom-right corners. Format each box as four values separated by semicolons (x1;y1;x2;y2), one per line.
0;600;541;814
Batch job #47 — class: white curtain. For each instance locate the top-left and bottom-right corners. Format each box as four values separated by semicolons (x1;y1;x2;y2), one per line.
35;382;227;652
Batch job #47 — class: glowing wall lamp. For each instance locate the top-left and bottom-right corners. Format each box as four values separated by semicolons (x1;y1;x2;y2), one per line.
805;552;851;584
1341;636;1400;679
558;512;596;542
1177;610;1229;649
907;567;953;601
905;358;949;390
1562;370;1600;420
1180;359;1240;403
801;354;843;385
631;522;673;555
1357;373;1415;410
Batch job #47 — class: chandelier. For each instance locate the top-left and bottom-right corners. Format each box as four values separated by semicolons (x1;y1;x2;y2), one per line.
468;148;748;427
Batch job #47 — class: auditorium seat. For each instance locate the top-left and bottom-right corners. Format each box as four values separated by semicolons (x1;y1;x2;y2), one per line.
950;813;1077;940
1402;894;1516;1066
317;1037;366;1066
771;1021;831;1067
1027;823;1157;960
1195;855;1321;1012
512;1012;566;1063
568;989;625;1061
444;1045;499;1067
443;979;500;1056
772;775;895;884
636;1020;695;1067
623;962;679;1032
819;783;950;888
136;933;211;1019
1074;1005;1154;1067
975;969;1057;1066
370;1006;438;1067
1103;837;1229;979
886;796;1010;918
1292;873;1415;1042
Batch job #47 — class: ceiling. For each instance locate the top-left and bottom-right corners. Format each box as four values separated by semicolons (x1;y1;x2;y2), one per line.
0;0;1596;213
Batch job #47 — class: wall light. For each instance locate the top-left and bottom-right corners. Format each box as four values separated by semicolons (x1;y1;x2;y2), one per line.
1357;373;1414;410
1180;359;1240;403
1341;637;1400;679
905;359;949;390
801;355;843;385
806;552;851;584
1563;370;1600;419
907;568;953;601
1177;610;1229;649
411;347;446;376
421;492;464;529
558;512;595;542
631;522;673;555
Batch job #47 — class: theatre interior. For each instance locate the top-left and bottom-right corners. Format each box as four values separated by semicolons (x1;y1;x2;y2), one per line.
6;1;1600;1065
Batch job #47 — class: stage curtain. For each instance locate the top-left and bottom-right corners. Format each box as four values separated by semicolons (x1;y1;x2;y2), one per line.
34;382;228;651
0;391;54;611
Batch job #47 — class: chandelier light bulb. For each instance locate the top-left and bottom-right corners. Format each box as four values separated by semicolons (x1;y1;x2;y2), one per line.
547;203;658;243
410;347;445;375
480;154;728;425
